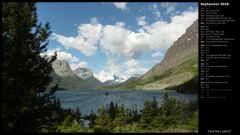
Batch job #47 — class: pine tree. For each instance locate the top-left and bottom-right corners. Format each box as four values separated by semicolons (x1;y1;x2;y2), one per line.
108;101;117;120
56;97;61;110
112;104;127;132
88;110;96;128
139;96;159;129
151;96;158;116
155;92;182;129
139;101;152;129
75;106;81;124
2;2;58;132
93;106;112;132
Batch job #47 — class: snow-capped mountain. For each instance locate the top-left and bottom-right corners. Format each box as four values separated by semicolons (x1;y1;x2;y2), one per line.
131;74;142;79
74;68;93;79
103;74;127;86
74;67;102;87
113;74;127;83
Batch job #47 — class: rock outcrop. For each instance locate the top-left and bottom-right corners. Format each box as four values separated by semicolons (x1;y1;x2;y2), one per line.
50;60;102;89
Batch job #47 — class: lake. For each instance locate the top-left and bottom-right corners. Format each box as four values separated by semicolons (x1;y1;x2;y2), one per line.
55;89;197;116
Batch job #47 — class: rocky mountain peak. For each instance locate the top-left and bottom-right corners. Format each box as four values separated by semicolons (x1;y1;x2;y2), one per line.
74;68;94;79
50;60;103;89
52;59;76;78
113;74;119;80
132;74;141;78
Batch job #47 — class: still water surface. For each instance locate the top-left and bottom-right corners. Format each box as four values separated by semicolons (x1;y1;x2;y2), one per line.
55;89;197;116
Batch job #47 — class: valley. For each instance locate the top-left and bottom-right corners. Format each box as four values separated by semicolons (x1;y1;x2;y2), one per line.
50;20;198;93
99;19;198;93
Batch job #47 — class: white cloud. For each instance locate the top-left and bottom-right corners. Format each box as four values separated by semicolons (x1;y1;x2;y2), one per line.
100;24;130;59
52;18;102;56
115;22;125;27
96;70;129;83
79;61;88;68
170;11;181;16
136;16;147;26
53;9;197;62
57;52;79;62
152;51;161;58
70;61;88;70
101;9;197;60
152;51;164;58
107;57;121;75
90;17;99;24
149;3;158;11
161;2;177;14
125;32;152;59
98;9;197;77
52;8;198;78
155;11;161;18
113;2;127;10
143;9;198;52
41;48;79;62
124;59;148;75
100;23;152;60
149;3;161;19
97;70;114;82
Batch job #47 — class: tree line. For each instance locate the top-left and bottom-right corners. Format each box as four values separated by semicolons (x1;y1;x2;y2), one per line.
48;93;198;133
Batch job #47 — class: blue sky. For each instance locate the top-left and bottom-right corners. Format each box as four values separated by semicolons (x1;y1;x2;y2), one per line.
37;2;198;82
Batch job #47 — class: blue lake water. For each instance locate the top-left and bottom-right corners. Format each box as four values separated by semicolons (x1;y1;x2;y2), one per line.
55;89;197;116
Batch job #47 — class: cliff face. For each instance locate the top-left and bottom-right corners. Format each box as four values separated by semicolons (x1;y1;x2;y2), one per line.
74;67;102;87
50;60;102;89
52;60;78;79
74;68;93;79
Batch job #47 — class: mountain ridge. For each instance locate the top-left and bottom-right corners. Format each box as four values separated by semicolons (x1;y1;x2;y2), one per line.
50;60;102;89
106;19;198;91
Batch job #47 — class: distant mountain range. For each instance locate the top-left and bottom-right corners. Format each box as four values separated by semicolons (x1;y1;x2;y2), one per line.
49;60;127;90
106;19;198;93
49;19;198;93
50;60;101;89
74;67;102;88
74;68;93;79
102;74;127;86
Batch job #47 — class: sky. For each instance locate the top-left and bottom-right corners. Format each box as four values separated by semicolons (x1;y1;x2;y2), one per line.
37;2;198;82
